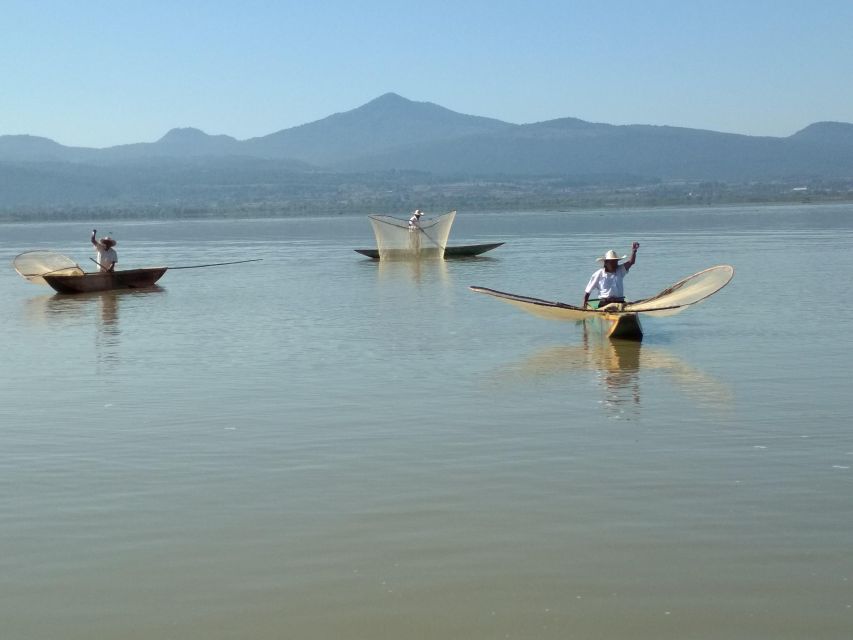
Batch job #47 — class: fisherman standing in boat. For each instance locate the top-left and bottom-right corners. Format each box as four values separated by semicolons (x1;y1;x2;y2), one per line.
407;209;424;251
91;229;117;272
408;209;424;229
582;242;640;309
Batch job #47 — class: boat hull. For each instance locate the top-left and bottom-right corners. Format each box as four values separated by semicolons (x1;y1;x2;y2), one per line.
600;312;643;340
43;267;168;294
355;242;504;259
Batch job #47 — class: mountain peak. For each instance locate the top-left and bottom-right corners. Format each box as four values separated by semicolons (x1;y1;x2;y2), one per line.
790;121;853;143
158;127;221;143
367;92;410;105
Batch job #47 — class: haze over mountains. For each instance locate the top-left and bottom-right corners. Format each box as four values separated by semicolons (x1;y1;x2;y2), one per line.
2;93;853;216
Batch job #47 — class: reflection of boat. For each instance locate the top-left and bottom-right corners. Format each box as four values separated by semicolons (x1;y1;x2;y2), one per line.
470;265;734;340
42;267;167;293
496;333;733;411
355;242;504;260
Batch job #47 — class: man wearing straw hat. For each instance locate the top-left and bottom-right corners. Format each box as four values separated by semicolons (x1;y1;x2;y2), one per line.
408;209;424;230
582;241;640;309
90;229;118;272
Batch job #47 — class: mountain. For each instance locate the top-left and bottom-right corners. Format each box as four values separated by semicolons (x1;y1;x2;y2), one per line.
789;121;853;145
241;92;514;164
334;121;808;180
97;127;242;160
0;135;97;162
2;93;853;182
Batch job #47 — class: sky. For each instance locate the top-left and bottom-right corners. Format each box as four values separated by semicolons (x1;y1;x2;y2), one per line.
2;0;852;147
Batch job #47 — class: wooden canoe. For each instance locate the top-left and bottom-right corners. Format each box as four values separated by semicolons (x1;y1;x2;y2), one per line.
43;267;168;294
355;242;504;259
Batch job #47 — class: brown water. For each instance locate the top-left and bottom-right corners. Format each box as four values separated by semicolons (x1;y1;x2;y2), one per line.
1;205;852;639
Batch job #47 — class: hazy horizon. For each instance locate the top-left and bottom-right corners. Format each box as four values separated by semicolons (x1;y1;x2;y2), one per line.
3;1;853;147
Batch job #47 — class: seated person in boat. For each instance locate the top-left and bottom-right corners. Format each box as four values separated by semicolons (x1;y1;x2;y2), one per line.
408;209;424;230
582;242;639;309
90;229;117;272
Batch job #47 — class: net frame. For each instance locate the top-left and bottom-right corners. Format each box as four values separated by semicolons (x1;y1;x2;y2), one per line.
13;251;84;285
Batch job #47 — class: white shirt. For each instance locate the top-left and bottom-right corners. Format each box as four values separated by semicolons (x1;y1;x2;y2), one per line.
585;264;628;299
95;246;117;271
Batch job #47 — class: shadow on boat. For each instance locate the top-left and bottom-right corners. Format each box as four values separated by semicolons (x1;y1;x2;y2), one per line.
492;328;733;414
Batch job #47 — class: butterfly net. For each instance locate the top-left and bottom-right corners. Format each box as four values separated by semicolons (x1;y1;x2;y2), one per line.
625;265;734;316
369;211;456;260
13;250;84;285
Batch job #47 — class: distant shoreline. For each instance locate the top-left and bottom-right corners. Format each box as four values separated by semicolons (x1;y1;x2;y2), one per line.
2;194;851;224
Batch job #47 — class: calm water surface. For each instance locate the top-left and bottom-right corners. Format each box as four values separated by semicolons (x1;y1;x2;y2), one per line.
1;205;852;639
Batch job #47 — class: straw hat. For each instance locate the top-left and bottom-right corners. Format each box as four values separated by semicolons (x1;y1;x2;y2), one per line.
414;209;423;216
101;236;117;247
596;249;626;263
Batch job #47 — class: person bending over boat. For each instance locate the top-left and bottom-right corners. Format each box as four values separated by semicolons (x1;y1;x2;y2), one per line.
582;242;640;309
408;209;424;230
91;229;117;272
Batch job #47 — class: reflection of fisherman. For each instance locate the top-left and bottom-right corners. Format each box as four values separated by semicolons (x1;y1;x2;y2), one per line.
583;242;639;309
90;229;117;272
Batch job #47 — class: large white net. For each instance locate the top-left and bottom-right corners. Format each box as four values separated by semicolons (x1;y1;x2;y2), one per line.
469;265;734;322
369;211;456;260
13;251;84;285
624;265;734;316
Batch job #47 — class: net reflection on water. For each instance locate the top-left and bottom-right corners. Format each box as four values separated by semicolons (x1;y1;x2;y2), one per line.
492;326;733;416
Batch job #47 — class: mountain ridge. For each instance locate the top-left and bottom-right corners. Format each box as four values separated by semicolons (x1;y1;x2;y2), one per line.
2;93;853;180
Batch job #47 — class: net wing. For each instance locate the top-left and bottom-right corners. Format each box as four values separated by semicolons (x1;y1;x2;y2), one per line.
624;265;734;316
469;286;594;322
13;251;84;284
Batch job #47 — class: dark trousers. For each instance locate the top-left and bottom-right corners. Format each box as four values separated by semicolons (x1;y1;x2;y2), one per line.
598;297;625;307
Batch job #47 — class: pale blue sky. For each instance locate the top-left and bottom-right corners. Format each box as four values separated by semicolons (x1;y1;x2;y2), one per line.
2;0;852;147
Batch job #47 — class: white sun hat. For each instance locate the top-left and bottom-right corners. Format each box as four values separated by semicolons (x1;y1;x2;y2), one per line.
596;249;627;263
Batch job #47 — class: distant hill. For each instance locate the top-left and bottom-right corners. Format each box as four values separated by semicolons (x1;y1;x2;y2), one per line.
2;93;853;214
242;92;514;164
95;127;243;161
789;121;853;145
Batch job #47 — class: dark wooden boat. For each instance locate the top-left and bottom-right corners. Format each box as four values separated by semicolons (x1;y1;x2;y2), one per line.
355;242;504;259
43;267;168;294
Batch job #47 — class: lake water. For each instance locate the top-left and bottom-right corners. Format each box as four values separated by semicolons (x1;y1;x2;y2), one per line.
1;205;852;639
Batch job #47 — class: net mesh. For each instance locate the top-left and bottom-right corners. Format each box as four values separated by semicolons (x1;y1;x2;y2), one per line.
369;211;456;260
13;251;84;284
624;265;734;316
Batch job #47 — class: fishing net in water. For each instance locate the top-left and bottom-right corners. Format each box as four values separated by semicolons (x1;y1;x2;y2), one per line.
369;211;456;260
624;265;734;316
13;250;84;285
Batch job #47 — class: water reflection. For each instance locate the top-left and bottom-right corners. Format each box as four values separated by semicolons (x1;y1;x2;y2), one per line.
22;287;164;368
497;328;733;414
376;256;449;285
